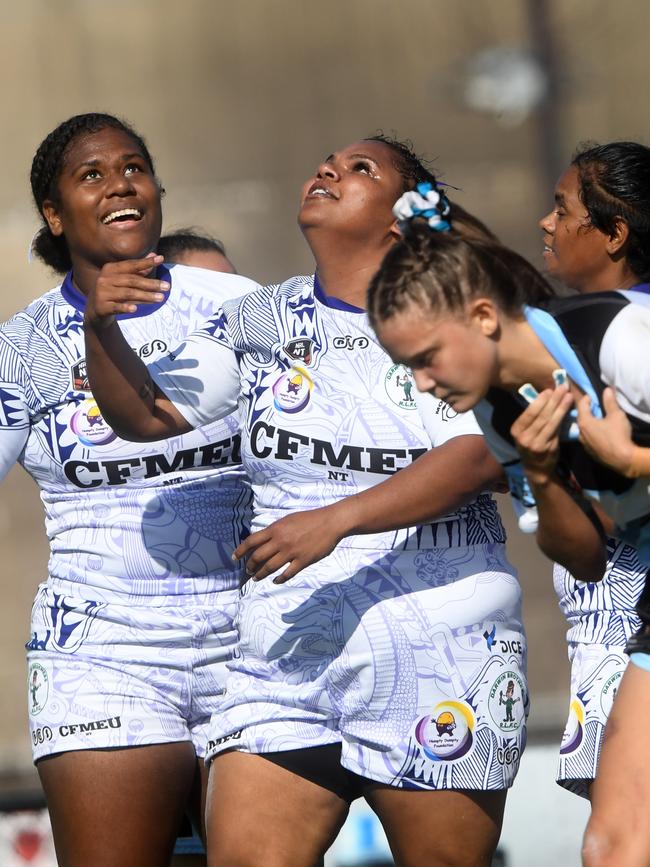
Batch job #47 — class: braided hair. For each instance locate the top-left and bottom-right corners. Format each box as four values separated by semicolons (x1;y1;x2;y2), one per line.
368;225;555;330
30;113;156;273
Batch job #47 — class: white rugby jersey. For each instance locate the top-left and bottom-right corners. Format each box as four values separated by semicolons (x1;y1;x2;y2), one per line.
152;274;505;550
0;265;257;602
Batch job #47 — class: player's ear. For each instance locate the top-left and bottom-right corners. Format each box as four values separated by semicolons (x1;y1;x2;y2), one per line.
607;217;629;256
468;297;499;338
42;200;63;237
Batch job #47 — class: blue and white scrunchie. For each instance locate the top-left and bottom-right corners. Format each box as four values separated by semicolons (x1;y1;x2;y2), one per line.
392;181;451;232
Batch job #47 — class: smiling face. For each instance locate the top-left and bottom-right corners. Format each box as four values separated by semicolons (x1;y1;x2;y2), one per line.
538;165;615;293
298;139;404;244
374;300;499;413
42;126;162;288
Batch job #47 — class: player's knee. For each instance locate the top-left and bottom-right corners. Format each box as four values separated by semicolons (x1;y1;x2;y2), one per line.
582;815;622;867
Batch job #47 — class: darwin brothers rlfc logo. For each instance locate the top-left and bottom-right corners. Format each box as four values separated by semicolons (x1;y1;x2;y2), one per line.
600;669;622;717
28;662;49;717
385;364;417;410
488;670;526;733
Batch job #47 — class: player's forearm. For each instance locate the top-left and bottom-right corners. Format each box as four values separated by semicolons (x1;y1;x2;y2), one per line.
328;435;502;537
529;475;607;582
84;317;183;442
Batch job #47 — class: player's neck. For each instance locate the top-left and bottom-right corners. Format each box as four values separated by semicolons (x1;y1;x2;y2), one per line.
313;253;386;311
69;260;101;297
575;261;639;295
312;264;372;309
496;318;560;391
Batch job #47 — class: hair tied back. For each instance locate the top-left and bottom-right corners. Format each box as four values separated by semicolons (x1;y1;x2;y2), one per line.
392;181;451;233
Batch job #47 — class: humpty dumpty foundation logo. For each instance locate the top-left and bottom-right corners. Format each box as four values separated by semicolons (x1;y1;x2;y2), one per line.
272;366;314;413
414;700;475;761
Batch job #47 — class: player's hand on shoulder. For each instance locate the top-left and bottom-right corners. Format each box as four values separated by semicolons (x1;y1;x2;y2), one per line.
577;387;638;477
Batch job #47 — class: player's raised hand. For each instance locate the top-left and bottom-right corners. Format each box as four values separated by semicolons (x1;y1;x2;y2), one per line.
577;387;638;477
85;253;170;327
510;385;574;484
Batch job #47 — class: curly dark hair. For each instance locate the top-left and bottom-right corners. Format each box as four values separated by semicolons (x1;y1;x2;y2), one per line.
30;113;156;273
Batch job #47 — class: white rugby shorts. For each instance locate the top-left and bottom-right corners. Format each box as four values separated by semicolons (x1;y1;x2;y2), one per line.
27;582;238;761
206;543;528;790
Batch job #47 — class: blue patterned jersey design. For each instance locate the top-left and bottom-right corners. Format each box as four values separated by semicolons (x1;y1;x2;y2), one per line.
554;539;645;646
0;265;256;603
153;274;505;551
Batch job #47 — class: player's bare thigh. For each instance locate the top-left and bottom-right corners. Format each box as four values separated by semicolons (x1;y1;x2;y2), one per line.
365;784;506;867
583;660;650;867
206;751;349;867
38;741;198;867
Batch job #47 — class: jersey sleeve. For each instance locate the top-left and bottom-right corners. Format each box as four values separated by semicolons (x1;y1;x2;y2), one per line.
0;337;31;481
170;264;260;302
599;304;650;421
149;309;241;429
414;390;482;447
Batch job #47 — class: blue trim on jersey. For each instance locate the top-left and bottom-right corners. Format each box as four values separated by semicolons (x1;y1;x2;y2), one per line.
631;282;650;295
630;652;650;671
314;274;364;314
60;266;172;320
524;305;603;420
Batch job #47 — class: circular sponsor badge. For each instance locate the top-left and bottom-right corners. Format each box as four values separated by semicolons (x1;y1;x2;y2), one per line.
70;399;116;446
384;365;417;410
272;366;313;414
414;700;475;762
488;670;526;733
559;697;585;755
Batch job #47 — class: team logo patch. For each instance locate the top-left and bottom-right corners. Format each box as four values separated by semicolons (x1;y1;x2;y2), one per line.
283;338;314;365
560;697;585;755
599;670;622;716
70;359;90;393
414;700;475;761
28;662;49;717
488;670;526;732
272;366;313;414
70;399;116;446
384;365;416;410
